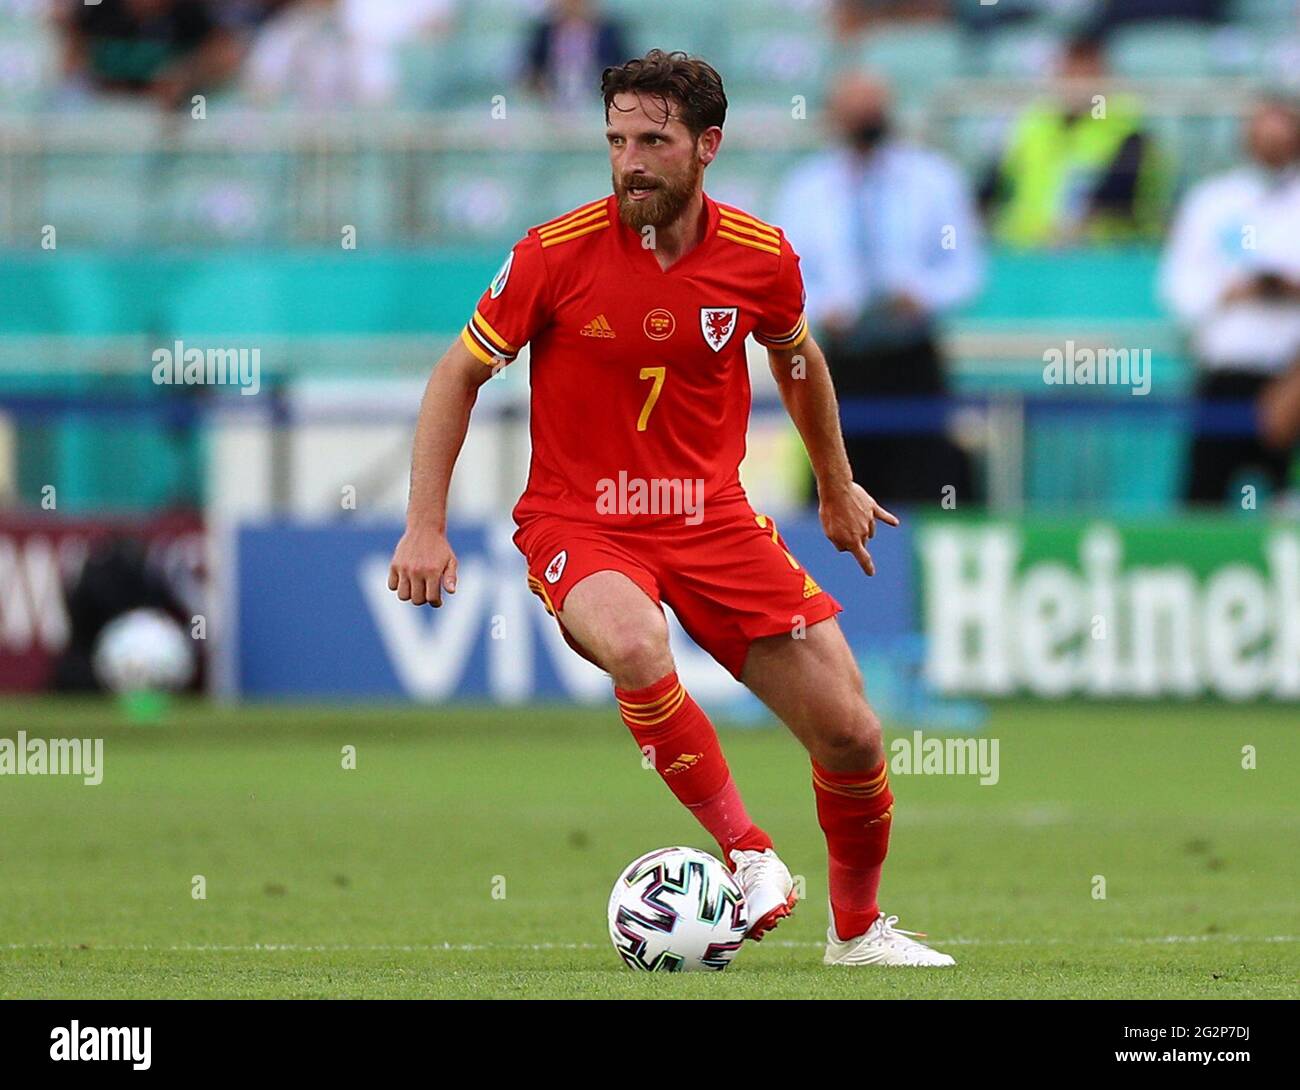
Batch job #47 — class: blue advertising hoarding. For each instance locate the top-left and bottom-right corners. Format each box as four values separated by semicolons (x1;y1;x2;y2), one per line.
232;516;917;705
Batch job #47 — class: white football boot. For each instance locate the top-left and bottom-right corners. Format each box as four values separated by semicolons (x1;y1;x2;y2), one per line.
823;910;956;967
729;848;798;941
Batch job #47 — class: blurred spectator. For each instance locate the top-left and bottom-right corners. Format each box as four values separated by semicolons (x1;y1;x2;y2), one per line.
340;0;451;104
58;0;241;108
242;0;357;107
1159;95;1300;504
244;0;450;108
525;0;630;109
982;35;1168;246
776;71;983;505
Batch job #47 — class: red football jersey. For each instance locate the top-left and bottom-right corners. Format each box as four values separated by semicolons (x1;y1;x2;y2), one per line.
459;193;809;528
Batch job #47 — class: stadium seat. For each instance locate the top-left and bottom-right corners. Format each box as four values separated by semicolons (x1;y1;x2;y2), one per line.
655;0;802;23
720;27;832;106
1229;0;1296;33
850;25;967;105
158;164;270;244
40;153;150;245
543;155;613;221
622;4;729;64
432;28;527;108
397;37;463;109
1108;23;1214;78
0;19;56;108
452;0;532;36
980;27;1061;78
425;155;530;243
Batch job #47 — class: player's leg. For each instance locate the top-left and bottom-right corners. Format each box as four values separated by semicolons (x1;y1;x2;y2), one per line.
741;617;889;931
556;570;672;688
656;510;949;963
513;520;775;864
741;618;954;966
518;515;791;937
556;571;779;923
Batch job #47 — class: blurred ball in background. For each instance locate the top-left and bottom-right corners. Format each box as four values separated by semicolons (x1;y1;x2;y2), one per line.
92;608;195;696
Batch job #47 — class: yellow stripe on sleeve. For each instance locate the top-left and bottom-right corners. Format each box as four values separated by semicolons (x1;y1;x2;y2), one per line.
539;219;610;248
717;215;780;245
537;199;607;236
755;313;808;349
471;310;517;354
717;207;781;238
461;326;499;366
716;229;781;256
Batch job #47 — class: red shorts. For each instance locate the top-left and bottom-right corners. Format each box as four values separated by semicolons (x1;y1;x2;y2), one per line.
514;507;842;680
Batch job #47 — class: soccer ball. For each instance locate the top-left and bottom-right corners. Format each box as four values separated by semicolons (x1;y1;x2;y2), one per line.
607;846;749;972
93;609;195;695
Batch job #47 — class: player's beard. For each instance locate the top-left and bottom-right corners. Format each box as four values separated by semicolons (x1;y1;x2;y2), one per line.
613;159;702;233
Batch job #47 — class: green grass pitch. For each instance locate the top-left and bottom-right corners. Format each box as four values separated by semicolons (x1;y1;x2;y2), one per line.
0;697;1296;999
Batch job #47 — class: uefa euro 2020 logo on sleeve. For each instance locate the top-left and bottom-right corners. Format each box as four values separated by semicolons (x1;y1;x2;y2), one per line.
489;252;514;299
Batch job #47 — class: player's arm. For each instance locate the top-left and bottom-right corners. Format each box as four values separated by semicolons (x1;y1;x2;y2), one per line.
388;337;497;607
766;334;899;577
391;230;546;606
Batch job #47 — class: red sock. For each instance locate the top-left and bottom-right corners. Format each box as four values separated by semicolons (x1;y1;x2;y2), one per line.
616;672;771;862
811;758;894;940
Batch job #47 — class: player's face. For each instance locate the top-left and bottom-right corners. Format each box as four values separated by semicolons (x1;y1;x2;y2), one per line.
606;92;705;231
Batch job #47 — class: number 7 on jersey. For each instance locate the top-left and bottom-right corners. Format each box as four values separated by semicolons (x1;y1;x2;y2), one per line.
637;366;666;432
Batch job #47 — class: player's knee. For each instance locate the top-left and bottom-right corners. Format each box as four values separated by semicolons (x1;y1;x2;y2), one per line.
815;700;884;770
600;620;673;689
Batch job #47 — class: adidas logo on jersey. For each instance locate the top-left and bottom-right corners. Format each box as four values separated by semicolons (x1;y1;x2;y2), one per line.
580;314;616;339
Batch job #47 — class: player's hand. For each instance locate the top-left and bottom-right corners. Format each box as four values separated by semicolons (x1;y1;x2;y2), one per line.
388;526;458;607
819;481;899;578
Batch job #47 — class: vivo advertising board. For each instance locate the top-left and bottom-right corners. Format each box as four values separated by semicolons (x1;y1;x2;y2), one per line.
230;517;915;704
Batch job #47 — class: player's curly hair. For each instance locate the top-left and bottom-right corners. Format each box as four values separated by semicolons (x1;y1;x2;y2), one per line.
600;50;728;137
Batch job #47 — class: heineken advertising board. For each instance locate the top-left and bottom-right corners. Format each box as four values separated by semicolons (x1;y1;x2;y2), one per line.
918;518;1300;701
